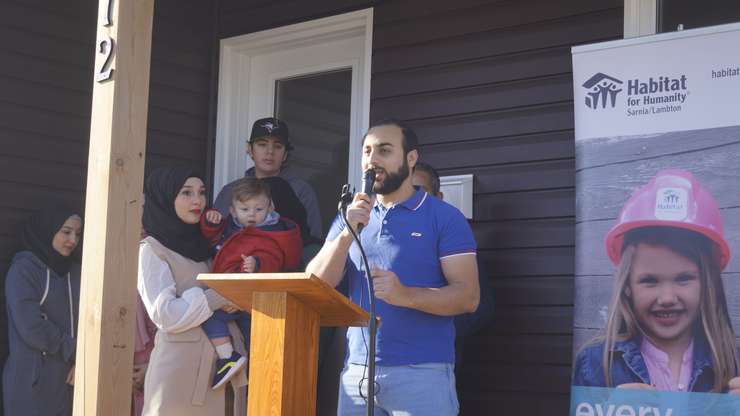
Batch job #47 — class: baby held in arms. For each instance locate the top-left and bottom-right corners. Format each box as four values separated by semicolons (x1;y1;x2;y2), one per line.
199;177;303;389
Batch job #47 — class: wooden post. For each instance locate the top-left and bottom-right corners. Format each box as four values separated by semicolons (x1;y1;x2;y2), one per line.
73;0;155;414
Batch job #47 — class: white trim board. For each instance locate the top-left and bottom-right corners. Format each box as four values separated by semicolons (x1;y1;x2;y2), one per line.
213;9;373;197
624;0;657;39
440;174;474;219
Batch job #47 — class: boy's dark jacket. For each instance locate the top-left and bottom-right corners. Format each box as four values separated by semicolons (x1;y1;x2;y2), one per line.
200;209;303;273
573;334;719;392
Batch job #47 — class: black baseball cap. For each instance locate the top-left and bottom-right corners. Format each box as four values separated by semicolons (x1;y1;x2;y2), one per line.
248;117;292;150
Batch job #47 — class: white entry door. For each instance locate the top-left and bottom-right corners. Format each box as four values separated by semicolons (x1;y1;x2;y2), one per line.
214;9;373;232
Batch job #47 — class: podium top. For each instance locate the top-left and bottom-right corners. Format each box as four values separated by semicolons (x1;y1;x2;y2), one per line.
197;272;368;327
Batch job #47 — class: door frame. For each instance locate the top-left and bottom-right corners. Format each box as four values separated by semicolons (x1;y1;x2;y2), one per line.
213;8;373;196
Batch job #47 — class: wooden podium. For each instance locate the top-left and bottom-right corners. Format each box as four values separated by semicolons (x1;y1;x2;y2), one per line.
198;272;368;416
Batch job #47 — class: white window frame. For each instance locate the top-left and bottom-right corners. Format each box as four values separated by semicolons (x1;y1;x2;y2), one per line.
213;9;373;196
624;0;657;38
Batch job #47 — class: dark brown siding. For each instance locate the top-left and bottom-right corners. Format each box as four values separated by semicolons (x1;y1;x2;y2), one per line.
370;0;622;414
0;1;216;412
218;0;376;39
147;0;216;173
0;1;95;268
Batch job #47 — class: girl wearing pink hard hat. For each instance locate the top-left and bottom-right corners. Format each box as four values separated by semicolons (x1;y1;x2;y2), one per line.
573;169;739;393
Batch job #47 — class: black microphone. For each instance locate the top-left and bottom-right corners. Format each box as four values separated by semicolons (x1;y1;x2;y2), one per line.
357;168;376;233
362;168;376;196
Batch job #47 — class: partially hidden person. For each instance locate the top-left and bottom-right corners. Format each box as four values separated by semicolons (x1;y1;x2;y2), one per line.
3;204;82;416
132;293;156;416
412;161;494;367
138;167;246;416
199;176;303;389
573;169;740;393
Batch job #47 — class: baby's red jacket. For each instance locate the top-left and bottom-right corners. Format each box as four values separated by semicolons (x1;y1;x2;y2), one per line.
200;209;303;273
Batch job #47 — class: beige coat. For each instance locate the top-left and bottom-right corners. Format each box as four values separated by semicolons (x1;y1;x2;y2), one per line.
141;237;247;416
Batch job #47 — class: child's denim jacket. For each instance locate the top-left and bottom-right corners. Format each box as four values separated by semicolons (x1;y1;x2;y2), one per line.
572;335;715;392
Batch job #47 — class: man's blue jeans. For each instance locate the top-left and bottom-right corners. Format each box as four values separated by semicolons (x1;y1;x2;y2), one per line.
338;362;459;415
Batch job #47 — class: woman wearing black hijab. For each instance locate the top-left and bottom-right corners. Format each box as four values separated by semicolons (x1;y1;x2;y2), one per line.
137;167;246;416
3;205;82;416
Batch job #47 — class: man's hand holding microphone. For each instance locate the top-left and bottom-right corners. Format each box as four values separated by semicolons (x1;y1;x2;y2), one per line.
342;167;376;235
343;192;374;236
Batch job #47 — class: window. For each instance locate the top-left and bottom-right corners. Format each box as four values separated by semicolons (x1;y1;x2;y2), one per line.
624;0;740;38
658;0;740;32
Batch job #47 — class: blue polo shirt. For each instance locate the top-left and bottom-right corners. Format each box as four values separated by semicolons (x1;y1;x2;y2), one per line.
327;187;476;365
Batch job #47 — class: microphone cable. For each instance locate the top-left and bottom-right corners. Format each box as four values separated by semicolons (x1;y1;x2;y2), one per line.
338;184;378;416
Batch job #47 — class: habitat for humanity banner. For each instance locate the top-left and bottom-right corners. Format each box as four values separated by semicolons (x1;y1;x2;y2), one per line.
571;23;740;416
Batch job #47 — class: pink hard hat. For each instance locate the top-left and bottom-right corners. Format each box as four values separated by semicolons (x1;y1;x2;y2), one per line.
604;169;730;270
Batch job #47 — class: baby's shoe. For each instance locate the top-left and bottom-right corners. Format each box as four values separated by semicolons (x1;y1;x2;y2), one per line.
212;351;247;389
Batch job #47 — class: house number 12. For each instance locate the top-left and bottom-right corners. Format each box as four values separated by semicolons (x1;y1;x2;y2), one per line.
96;0;114;83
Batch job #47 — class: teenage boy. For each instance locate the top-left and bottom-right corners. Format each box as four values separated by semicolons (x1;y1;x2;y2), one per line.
307;119;480;415
214;117;322;243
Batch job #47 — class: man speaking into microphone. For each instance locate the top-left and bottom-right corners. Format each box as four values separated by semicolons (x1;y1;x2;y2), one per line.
307;119;479;415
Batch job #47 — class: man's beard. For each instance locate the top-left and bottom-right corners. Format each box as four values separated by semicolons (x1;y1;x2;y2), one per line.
373;158;409;195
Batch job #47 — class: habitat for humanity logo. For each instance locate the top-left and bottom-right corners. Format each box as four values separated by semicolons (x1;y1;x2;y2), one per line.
654;187;688;221
626;74;688;116
582;73;623;109
581;72;689;117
